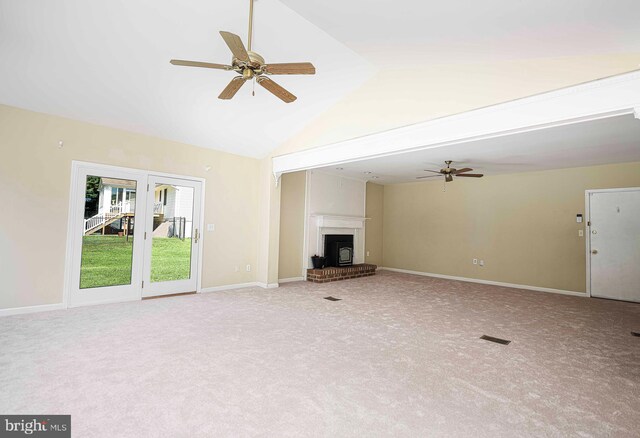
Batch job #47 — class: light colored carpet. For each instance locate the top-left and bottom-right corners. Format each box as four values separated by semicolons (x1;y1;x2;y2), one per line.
1;271;639;437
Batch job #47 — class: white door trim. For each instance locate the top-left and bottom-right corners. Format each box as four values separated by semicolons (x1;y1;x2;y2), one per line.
63;161;206;308
584;187;640;298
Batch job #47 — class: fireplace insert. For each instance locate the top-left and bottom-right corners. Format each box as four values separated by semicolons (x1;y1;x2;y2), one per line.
324;234;354;267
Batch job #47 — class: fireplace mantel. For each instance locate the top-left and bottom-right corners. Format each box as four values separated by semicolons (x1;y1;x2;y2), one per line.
311;214;369;229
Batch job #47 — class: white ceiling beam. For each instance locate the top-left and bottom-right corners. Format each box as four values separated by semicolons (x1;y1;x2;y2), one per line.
273;70;640;180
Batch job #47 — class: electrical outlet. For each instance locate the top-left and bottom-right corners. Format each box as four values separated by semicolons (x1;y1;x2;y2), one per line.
479;260;484;267
473;258;478;265
366;251;370;257
207;224;215;232
246;264;251;272
578;230;583;237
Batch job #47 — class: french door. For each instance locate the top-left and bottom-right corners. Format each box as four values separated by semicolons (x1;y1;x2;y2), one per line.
142;176;202;297
67;163;203;307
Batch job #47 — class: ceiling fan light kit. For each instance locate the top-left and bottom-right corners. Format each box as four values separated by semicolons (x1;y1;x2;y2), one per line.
416;160;485;183
170;0;316;103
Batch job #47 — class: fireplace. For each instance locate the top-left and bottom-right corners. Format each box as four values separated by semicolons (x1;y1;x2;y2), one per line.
324;234;354;267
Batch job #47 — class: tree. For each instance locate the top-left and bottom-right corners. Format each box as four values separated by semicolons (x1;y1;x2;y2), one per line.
84;176;101;219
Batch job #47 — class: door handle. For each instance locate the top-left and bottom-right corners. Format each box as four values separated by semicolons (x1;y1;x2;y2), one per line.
591;249;598;254
194;228;199;244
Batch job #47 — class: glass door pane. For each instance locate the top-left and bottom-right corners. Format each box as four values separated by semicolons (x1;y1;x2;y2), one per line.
150;183;194;283
80;176;137;288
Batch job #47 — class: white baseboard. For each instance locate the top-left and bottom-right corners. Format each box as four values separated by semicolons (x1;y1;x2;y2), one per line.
380;267;586;297
0;303;66;317
256;282;279;289
200;282;260;293
278;277;304;283
2;282;279;316
201;281;280;293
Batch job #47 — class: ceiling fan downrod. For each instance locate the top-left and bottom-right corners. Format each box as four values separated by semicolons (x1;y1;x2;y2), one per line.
248;0;254;52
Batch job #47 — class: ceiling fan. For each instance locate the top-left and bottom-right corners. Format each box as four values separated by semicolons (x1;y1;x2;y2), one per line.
416;161;484;182
170;0;316;103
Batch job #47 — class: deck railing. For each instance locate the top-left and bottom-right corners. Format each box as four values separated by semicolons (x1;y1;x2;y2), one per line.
83;201;133;233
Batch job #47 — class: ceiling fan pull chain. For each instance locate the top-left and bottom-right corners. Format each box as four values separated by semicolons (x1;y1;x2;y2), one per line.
253;78;255;96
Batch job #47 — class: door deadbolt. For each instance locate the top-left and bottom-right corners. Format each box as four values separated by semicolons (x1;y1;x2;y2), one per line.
591;249;598;254
592;230;597;234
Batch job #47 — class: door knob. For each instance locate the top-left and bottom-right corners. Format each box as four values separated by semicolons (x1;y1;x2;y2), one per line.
591;249;598;254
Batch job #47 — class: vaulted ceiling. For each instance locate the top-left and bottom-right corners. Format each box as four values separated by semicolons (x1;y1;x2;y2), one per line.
1;0;639;158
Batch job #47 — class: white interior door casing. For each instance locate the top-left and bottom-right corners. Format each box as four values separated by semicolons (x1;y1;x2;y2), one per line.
588;188;640;303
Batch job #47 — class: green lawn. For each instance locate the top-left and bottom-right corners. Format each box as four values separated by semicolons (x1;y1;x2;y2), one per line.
150;236;192;283
80;235;191;289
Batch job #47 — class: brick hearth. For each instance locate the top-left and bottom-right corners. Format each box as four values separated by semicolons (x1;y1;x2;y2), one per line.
306;264;377;283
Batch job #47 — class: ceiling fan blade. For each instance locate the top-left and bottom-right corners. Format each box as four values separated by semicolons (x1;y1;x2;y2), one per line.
416;175;442;179
219;31;249;62
218;77;246;100
453;168;473;174
456;173;484;178
257;77;297;103
445;174;454;182
264;62;316;75
422;169;443;174
170;59;231;70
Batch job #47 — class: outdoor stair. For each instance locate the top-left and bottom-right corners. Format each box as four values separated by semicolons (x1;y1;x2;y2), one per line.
84;213;125;235
83;201;133;236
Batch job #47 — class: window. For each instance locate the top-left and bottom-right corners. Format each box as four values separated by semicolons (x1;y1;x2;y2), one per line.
163;188;168;206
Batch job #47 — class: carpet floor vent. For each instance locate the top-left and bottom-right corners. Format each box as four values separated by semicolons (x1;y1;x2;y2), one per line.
480;335;511;345
324;296;342;301
632;331;640;337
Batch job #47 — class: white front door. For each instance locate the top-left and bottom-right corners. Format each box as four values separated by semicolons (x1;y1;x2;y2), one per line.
588;188;640;303
141;176;202;297
69;164;148;307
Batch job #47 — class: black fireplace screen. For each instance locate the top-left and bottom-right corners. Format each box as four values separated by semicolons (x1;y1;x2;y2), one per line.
324;234;354;267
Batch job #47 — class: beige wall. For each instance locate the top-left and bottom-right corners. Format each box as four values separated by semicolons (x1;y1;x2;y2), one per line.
275;54;640;155
264;55;640;286
382;162;640;293
0;104;260;310
278;171;306;280
365;182;384;267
